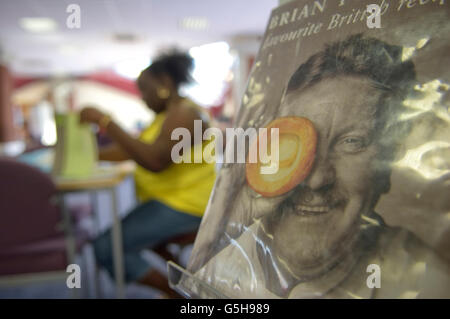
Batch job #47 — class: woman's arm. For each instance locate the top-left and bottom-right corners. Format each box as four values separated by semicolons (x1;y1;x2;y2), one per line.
99;143;131;162
80;105;204;172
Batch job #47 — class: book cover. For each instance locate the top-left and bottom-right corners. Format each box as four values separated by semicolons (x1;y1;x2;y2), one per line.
185;0;450;298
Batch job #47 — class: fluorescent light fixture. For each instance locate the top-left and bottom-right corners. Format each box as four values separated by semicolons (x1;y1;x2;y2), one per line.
19;17;57;33
179;17;209;31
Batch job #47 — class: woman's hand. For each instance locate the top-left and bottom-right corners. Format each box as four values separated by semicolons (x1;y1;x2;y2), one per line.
79;107;105;125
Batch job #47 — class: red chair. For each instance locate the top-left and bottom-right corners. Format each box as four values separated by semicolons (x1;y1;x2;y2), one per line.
0;157;84;295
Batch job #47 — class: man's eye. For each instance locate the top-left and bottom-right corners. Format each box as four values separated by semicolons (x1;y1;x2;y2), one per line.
335;136;366;153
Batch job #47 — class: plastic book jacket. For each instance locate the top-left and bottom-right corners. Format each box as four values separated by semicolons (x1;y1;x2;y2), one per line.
183;0;450;298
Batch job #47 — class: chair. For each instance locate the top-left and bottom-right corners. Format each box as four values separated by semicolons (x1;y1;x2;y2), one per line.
153;231;198;267
0;157;85;296
141;230;198;298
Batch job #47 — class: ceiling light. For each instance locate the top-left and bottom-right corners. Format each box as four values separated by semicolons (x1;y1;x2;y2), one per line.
179;17;210;31
112;33;139;43
19;17;57;33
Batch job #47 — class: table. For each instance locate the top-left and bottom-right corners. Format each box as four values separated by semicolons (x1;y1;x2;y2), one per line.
55;161;135;299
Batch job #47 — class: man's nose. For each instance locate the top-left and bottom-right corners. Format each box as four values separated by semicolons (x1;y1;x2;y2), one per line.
303;152;336;191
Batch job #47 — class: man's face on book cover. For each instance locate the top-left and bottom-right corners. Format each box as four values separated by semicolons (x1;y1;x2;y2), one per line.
267;75;385;276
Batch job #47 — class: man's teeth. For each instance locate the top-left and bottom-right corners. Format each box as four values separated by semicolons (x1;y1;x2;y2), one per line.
296;205;329;213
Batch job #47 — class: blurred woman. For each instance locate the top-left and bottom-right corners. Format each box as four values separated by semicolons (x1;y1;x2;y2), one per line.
80;52;216;296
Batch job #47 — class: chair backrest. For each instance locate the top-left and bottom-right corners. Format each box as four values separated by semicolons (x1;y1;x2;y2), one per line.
0;157;61;249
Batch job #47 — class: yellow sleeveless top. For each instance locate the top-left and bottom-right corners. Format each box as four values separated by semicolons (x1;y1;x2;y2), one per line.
134;110;216;217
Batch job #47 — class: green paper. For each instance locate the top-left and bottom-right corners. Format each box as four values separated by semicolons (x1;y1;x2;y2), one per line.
53;112;98;179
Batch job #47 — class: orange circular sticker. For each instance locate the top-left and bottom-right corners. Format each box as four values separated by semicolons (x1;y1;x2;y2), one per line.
246;116;317;197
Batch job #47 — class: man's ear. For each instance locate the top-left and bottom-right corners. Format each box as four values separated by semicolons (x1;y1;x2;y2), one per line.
379;169;391;194
373;156;392;196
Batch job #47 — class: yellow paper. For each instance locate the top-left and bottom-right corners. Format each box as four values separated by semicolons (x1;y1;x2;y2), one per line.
52;112;98;179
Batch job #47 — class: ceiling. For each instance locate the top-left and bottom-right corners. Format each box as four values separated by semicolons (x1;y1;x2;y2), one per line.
0;0;278;77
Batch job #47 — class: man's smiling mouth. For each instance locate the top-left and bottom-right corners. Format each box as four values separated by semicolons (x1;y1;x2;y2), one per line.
278;192;345;217
291;199;345;216
295;204;330;215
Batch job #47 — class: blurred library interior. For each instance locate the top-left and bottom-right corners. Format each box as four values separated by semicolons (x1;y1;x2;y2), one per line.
0;0;279;299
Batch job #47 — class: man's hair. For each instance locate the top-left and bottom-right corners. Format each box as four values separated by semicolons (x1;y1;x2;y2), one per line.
286;34;416;94
285;34;418;194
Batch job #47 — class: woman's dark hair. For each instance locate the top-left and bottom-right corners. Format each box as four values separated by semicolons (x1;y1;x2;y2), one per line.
143;51;194;89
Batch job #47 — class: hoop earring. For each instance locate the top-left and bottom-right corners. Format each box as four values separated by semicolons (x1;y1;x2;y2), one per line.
157;87;170;99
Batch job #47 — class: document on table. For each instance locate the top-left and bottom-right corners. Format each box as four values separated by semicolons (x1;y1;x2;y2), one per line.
52;112;98;179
